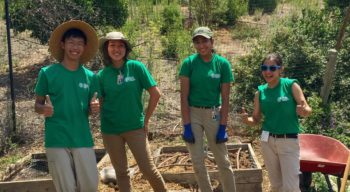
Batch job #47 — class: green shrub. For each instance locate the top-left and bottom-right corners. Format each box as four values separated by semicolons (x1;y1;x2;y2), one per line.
8;0;128;44
160;3;182;34
161;30;192;60
248;0;277;15
324;0;349;9
191;0;247;26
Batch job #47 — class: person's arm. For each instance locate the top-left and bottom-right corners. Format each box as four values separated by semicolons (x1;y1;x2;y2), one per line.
144;86;161;133
35;95;53;117
180;77;191;124
242;91;262;126
220;83;231;125
292;83;312;117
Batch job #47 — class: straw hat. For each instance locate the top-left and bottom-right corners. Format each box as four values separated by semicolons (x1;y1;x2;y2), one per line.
48;20;98;64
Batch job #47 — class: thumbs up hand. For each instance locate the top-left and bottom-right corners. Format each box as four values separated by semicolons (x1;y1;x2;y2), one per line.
89;92;100;114
43;95;54;117
296;100;310;117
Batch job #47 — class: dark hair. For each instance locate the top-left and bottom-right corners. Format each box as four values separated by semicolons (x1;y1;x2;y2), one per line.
61;28;87;44
102;40;131;66
262;53;283;66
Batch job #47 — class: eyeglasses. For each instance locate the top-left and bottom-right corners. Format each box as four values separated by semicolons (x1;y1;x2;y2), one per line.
260;64;281;72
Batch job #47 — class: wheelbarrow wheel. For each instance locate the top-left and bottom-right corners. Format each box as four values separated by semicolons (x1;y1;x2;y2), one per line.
300;172;313;192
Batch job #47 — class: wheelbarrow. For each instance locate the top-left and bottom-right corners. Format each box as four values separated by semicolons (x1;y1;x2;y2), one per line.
299;134;350;192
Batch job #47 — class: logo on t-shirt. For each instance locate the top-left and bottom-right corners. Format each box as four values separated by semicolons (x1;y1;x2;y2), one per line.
125;76;136;82
78;82;89;89
210;73;220;79
277;96;289;102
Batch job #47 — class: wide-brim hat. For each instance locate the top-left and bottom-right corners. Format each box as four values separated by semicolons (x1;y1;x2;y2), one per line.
48;20;98;64
99;32;132;64
192;26;213;40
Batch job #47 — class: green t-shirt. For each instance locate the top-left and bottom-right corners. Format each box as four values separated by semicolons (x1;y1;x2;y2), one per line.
98;60;156;134
259;78;300;134
34;63;99;147
179;53;234;107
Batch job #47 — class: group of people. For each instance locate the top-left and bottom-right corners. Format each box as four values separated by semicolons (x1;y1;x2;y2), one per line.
34;20;312;192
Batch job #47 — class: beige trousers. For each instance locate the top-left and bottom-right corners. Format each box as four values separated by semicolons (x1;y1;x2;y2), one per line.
102;128;167;192
46;148;99;192
186;107;236;192
261;136;301;192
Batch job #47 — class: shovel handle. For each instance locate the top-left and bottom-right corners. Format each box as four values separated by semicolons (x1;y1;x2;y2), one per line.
340;152;350;192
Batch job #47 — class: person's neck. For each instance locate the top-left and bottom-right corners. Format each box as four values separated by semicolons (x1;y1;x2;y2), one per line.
200;53;213;62
267;78;280;88
61;59;80;71
112;59;124;69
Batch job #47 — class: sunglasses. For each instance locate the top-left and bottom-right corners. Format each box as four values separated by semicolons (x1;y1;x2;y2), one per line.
260;64;281;72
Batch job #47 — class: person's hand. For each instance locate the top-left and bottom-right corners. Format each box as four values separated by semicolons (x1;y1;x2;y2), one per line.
43;95;54;117
296;100;309;117
182;123;195;143
90;92;100;114
216;124;228;144
240;107;249;124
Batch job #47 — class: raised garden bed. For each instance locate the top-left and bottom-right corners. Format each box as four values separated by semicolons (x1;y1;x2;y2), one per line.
0;148;106;192
154;143;262;192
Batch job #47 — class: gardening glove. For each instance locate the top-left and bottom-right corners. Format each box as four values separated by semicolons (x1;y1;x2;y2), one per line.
216;124;228;144
182;123;195;143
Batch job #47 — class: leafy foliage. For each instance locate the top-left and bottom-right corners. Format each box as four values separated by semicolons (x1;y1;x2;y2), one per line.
190;0;248;26
160;3;182;34
323;0;350;9
248;0;277;15
8;0;128;44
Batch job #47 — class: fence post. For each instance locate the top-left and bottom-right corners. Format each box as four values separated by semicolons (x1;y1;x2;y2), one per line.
320;7;350;104
5;0;16;133
320;49;337;104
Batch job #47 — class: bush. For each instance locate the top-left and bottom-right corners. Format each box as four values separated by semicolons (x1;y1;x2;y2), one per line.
160;3;182;34
324;0;349;9
248;0;277;15
8;0;128;44
190;0;247;26
161;30;192;60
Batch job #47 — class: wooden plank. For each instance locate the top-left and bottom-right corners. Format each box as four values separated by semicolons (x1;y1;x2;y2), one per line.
0;179;55;192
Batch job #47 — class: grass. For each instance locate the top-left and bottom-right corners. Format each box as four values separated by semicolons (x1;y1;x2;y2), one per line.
0;153;21;172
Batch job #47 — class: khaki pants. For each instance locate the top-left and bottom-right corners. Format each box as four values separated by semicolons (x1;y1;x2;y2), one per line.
261;137;300;192
102;128;167;192
46;148;99;192
186;107;236;192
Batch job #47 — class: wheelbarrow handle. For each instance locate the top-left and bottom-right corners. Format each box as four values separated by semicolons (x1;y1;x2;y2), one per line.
340;153;350;192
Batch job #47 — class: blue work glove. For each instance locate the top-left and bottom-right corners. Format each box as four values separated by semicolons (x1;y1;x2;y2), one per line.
216;124;228;144
182;123;195;143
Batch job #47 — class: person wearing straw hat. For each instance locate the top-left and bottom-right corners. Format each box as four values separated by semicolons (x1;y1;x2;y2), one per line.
179;26;236;192
97;31;167;192
34;20;100;192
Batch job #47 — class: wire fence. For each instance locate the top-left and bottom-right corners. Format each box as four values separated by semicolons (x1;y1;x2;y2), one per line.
0;0;348;184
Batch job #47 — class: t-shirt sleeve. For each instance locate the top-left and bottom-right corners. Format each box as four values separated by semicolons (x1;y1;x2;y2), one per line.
286;78;299;92
179;58;191;77
97;70;105;98
34;69;48;96
137;62;157;90
220;58;234;83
